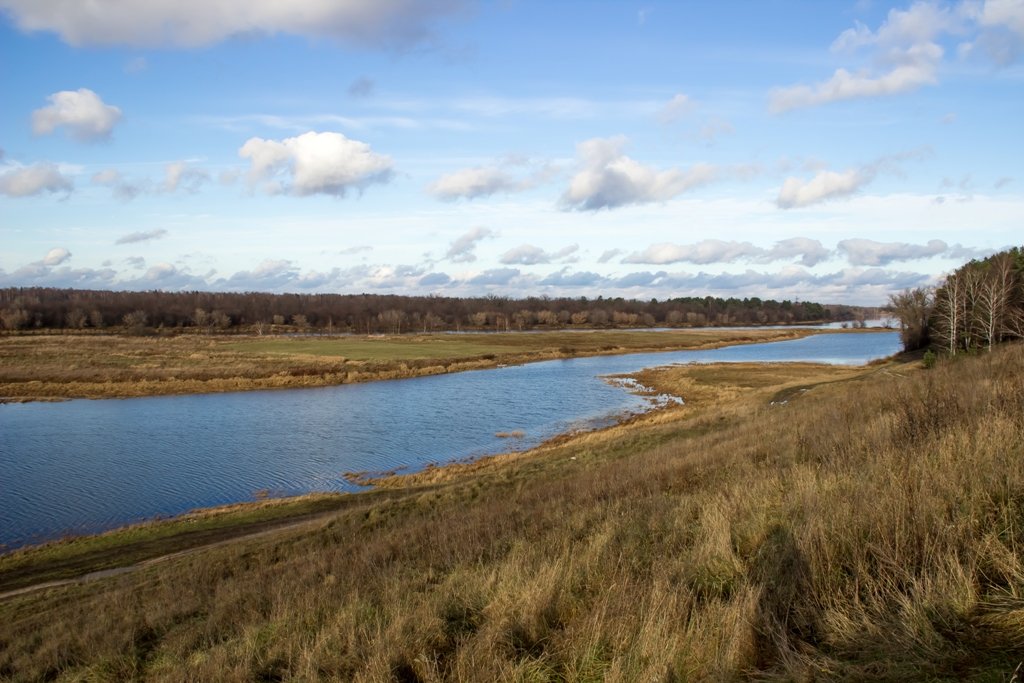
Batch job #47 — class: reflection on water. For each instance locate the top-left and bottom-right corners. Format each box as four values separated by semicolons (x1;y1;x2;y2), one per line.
0;332;899;548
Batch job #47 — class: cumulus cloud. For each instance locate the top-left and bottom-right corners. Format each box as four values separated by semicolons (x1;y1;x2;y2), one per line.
499;244;578;265
561;136;717;210
162;161;209;193
42;247;71;265
92;168;148;200
0;0;467;48
239;131;393;197
466;267;520;286
538;269;606;287
115;229;168;245
429;166;525;201
777;169;869;208
778;150;933;209
962;0;1024;65
657;93;693;124
624;240;763;265
419;272;451;286
597;248;623;264
760;237;831;266
222;259;300;290
0;162;73;197
837;238;949;265
623;238;831;267
428;157;555;201
770;2;954;112
31;88;122;141
444;226;494;262
777;149;929;209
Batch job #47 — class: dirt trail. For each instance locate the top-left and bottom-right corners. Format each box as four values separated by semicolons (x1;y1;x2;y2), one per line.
0;509;342;602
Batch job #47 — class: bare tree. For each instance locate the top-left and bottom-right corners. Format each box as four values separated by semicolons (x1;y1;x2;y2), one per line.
933;271;964;355
977;253;1016;350
192;307;210;332
210;310;231;330
122;310;148;333
888;287;933;351
65;308;87;329
0;307;29;331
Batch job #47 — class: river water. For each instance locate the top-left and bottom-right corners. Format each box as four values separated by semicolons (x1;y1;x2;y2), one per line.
0;331;900;549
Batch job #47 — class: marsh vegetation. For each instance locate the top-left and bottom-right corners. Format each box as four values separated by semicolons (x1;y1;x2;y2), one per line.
0;327;814;401
3;343;1022;680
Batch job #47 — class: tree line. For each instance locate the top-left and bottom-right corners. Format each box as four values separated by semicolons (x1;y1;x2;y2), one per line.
0;287;858;334
889;247;1024;353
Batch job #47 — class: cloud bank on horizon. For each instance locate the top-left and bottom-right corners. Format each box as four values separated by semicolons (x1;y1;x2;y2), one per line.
0;0;1021;305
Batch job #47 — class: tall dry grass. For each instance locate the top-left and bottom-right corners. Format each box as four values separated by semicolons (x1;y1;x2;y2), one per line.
2;346;1023;680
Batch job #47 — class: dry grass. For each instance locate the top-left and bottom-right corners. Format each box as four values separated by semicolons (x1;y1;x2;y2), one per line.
0;328;813;401
2;346;1023;680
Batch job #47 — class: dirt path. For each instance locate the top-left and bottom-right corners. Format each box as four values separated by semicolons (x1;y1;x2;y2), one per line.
0;507;346;602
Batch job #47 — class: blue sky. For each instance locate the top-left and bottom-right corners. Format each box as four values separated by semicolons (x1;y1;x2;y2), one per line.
1;0;1021;304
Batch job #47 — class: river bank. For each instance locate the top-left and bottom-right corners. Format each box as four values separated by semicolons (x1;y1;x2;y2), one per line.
0;358;883;592
6;347;1024;679
0;328;824;402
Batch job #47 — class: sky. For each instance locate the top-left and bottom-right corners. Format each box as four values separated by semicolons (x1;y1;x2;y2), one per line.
1;0;1021;305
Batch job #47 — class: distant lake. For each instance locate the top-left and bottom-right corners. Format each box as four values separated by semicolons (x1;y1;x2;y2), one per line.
0;331;900;549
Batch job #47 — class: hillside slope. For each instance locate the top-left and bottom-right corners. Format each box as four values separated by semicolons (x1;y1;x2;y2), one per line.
2;348;1023;681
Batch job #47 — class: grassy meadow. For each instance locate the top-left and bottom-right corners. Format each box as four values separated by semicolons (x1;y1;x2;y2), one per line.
2;344;1023;680
0;328;813;401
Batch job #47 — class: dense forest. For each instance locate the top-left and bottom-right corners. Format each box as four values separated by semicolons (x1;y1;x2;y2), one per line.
890;247;1024;353
0;288;861;333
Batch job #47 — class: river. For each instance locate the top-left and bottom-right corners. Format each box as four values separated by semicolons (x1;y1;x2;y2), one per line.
0;331;900;549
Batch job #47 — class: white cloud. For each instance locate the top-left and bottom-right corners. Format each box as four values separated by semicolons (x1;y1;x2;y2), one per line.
837;238;949;265
42;247;71;266
771;2;956;112
31;88;122;141
116;229;168;245
0;0;467;48
597;249;623;264
0;162;73;197
466;267;521;286
657;93;693;124
239;131;393;197
769;60;939;113
776;149;928;208
91;167;149;200
624;240;763;265
561;136;717;210
499;244;578;265
162;161;209;193
777;169;869;208
445;226;495;262
760;237;831;267
428;157;556;201
961;0;1024;64
429;166;524;201
622;238;831;266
